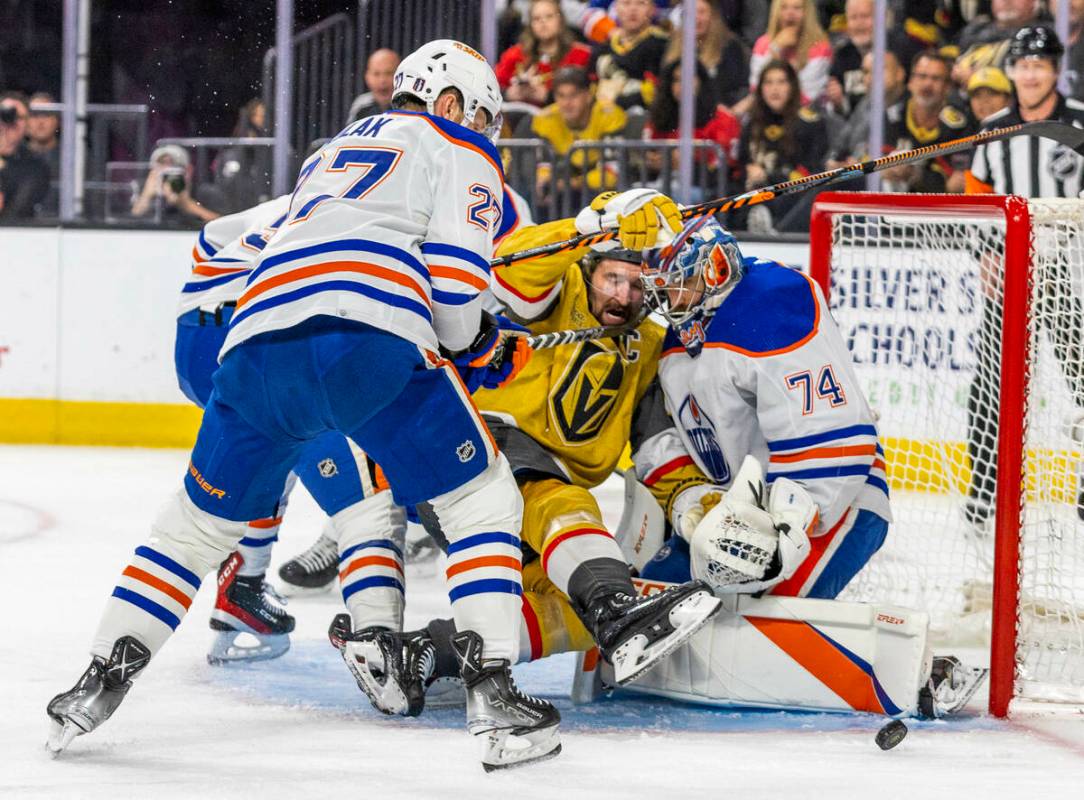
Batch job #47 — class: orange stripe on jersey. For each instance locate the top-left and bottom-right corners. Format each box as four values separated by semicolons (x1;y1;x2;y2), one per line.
662;271;821;359
247;516;283;529
340;555;403;581
769;444;876;464
122;566;193;610
396;112;503;178
237;260;431;309
193;264;249;277
744;616;886;714
429;265;490;292
191;246;206;264
446;555;521;579
872;458;886;472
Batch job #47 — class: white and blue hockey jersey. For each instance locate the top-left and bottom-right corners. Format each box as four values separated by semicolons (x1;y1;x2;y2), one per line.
636;259;892;536
220;111;518;358
176;195;291;317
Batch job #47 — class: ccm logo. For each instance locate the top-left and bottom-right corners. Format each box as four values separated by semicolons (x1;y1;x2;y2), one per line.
877;613;905;625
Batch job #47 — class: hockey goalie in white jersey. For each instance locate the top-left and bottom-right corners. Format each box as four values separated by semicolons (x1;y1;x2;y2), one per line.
585;216;987;719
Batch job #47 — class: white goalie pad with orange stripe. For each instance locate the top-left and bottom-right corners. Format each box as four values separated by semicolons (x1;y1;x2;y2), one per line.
573;579;931;718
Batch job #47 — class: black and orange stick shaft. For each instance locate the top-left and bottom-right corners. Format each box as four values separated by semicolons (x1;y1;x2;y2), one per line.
490;120;1084;268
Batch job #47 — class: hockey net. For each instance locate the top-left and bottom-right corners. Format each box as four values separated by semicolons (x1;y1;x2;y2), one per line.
810;192;1084;716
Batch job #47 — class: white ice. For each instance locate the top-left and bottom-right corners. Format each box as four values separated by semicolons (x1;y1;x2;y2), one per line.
2;444;1082;799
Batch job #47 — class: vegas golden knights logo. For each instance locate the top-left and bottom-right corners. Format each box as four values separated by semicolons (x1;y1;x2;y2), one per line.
551;333;639;444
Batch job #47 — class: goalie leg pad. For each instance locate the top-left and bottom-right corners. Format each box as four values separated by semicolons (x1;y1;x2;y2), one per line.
770;509;889;599
620;584;931;718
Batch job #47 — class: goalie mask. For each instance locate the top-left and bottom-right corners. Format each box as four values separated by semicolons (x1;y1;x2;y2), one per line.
641;217;744;357
393;39;504;141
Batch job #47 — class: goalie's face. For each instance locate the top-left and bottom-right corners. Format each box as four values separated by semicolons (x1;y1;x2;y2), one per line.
587;258;645;326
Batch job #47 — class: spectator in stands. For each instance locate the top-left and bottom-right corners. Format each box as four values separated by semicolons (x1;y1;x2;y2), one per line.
530;66;626;204
347;49;400;123
27;92;59;180
662;0;750;110
749;0;832;105
592;0;670;109
737;59;828;231
131;143;219;227
966;66;1013;123
882;49;973;192
643;59;741;197
1066;0;1084;101
825;0;922;120
952;0;1047;90
496;0;592;107
827;48;907;164
0;91;49;221
211;98;272;214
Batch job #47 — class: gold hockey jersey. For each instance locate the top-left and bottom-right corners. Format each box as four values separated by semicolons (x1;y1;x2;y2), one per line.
479;218;665;488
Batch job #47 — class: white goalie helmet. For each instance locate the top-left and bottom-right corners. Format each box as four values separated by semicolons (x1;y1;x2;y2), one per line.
392;39;504;141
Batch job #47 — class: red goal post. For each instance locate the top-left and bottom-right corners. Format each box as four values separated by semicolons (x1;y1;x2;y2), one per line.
809;191;1084;717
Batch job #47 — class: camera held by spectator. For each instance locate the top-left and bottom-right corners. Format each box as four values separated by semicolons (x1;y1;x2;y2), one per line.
0;91;50;221
131;143;220;227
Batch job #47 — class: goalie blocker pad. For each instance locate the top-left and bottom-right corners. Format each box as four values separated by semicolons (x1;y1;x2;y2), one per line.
573;579;931;718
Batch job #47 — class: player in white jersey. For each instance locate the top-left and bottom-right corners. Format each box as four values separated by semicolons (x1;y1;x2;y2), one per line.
178;197;420;665
47;40;560;771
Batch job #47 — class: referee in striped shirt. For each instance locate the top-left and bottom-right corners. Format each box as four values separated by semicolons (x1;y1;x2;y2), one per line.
964;25;1084;527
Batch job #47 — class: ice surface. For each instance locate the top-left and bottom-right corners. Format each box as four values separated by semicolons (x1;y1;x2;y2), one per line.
2;445;1082;799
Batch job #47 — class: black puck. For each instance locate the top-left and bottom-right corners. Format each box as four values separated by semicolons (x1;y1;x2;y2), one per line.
875;719;908;750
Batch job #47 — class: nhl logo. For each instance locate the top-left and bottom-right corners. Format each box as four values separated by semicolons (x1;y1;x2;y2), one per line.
456;440;477;463
318;458;338;478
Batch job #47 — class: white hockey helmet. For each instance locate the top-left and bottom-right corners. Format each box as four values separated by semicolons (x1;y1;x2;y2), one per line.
392;39;503;141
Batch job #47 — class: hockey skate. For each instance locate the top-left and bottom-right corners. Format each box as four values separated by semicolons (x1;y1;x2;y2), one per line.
277;531;338;595
328;614;434;716
46;636;150;755
208;552;295;664
918;655;989;718
452;630;561;772
584;579;722;685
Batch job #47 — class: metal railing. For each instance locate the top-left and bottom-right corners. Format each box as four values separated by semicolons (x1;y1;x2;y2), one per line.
357;0;481;75
263;13;356;160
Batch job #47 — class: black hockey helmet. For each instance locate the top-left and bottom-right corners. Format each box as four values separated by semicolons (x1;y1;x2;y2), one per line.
1006;25;1064;67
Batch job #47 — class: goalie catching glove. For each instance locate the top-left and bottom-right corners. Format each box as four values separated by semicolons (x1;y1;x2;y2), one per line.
449;311;531;393
684;456;815;595
575;188;683;251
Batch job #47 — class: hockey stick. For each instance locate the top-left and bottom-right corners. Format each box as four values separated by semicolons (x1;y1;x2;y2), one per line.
523;312;647;349
491;120;1084;268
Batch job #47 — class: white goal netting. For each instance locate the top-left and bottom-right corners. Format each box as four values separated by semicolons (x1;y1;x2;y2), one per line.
820;196;1084;706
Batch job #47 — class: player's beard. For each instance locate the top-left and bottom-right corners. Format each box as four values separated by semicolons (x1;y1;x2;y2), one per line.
596;297;640;326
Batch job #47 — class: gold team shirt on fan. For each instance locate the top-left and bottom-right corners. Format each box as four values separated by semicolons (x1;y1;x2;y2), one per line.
480;218;665;488
220;110;518;359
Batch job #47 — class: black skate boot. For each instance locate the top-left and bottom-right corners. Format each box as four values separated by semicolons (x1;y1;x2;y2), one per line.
918;655;989;718
451;630;561;772
583;580;722;685
278;531;338;594
46;636;151;755
328;614;434;716
208;552;295;664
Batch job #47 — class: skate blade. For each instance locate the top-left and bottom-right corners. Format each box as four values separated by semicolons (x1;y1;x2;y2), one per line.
478;725;561;772
207;630;291;665
424;676;466;708
45;719;81;756
612;589;723;685
340;641;410;715
938;667;990;717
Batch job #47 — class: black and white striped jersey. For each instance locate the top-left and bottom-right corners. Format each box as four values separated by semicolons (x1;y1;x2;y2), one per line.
968;94;1084;197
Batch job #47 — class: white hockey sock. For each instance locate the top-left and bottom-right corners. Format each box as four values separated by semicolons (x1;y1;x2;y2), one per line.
91;490;250;661
336;492;407;632
429;455;524;663
236;517;281;577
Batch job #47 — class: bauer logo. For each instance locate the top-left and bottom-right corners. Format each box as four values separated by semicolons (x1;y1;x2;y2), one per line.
188;462;225;500
318;458;338;478
456;440;476;463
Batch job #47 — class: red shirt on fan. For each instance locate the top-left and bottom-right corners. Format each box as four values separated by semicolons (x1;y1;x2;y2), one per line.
495;42;593;93
644;108;742;170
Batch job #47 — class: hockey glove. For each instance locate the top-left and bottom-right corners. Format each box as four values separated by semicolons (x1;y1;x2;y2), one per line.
574;188;683;251
451;311;532;393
